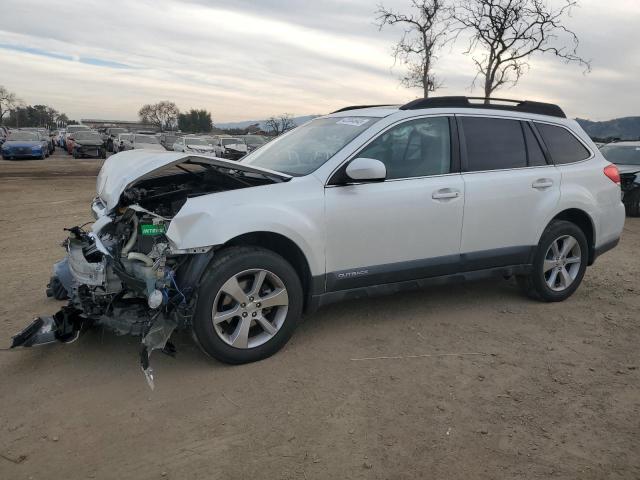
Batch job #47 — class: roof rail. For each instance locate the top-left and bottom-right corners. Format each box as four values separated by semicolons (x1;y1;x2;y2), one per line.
331;104;396;114
399;96;566;118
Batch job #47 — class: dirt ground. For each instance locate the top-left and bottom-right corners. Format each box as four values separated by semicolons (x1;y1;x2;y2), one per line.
0;151;639;480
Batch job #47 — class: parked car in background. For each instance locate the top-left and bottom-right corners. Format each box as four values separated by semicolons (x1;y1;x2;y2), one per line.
600;141;640;216
114;133;133;152
106;128;128;152
213;137;248;160
1;130;47;159
22;128;54;154
38;131;54;155
159;132;181;151
240;134;268;152
65;124;91;146
72;131;107;159
0;126;8;146
66;133;78;154
128;133;165;151
173;136;217;154
56;129;67;148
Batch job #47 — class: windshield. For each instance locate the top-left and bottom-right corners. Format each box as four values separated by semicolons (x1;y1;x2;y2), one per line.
222;138;244;146
135;135;159;144
110;128;127;135
600;144;640;166
186;138;209;146
75;132;102;142
243;117;377;175
67;125;90;133
8;132;39;141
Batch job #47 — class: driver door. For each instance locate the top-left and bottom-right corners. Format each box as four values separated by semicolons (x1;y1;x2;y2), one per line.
324;116;464;291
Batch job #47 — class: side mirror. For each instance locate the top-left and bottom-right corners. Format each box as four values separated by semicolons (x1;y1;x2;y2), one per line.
345;157;386;182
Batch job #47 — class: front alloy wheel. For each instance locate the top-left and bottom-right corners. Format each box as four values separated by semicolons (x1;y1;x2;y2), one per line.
212;269;289;349
193;246;303;364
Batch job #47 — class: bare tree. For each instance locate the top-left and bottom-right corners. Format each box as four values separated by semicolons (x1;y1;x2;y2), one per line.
455;0;590;98
138;101;180;131
0;85;21;125
376;0;453;98
265;114;295;136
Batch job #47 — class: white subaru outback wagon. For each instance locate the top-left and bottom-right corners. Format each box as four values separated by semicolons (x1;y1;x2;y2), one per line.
13;96;625;376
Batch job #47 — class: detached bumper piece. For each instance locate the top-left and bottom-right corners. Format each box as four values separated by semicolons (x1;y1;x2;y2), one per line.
10;307;84;348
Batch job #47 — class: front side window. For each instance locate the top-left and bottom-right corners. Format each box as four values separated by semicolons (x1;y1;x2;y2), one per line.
461;117;527;171
357;116;451;179
242;117;378;176
536;123;590;164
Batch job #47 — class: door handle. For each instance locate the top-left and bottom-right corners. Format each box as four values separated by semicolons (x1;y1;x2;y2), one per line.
432;188;461;200
532;178;554;189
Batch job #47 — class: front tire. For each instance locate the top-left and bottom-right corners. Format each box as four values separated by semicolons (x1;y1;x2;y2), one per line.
192;246;303;364
517;220;588;302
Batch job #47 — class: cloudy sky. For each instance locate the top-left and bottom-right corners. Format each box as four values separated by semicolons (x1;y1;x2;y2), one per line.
1;0;638;122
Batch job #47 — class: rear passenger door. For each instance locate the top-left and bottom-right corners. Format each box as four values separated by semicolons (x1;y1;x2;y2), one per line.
458;116;560;267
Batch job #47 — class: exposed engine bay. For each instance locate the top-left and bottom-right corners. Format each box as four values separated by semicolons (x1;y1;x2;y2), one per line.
10;156;285;388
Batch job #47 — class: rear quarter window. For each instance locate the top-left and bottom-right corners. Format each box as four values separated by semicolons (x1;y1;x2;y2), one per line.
535;123;590;164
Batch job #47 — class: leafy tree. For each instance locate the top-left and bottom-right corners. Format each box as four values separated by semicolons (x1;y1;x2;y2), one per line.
138;101;180;131
178;109;213;133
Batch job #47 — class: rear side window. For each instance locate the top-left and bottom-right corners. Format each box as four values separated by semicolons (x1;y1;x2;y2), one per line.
535;123;590;164
461;117;527;171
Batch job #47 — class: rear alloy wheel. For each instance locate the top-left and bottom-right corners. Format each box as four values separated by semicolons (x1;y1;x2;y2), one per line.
193;247;303;364
517;220;588;302
542;235;582;292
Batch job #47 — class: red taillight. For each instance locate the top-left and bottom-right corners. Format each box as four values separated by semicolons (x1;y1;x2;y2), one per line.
604;164;620;185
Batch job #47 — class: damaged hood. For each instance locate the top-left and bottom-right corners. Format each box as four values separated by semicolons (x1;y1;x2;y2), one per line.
96;150;291;212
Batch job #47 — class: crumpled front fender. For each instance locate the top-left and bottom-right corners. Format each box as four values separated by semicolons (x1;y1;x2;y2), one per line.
165;178;325;276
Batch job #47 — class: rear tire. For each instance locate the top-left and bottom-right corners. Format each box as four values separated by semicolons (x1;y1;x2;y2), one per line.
517;220;588;302
192;246;303;364
624;188;640;217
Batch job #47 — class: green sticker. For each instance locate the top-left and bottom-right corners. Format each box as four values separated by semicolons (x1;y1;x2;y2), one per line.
140;224;166;236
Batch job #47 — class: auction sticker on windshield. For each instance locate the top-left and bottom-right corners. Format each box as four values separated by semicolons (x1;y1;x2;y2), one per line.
336;118;371;127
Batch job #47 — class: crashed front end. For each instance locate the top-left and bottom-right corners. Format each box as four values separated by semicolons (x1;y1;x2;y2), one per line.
11;151;288;387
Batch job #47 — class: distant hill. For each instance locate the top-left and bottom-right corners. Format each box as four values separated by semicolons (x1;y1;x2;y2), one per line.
577;117;640;141
216;115;320;131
